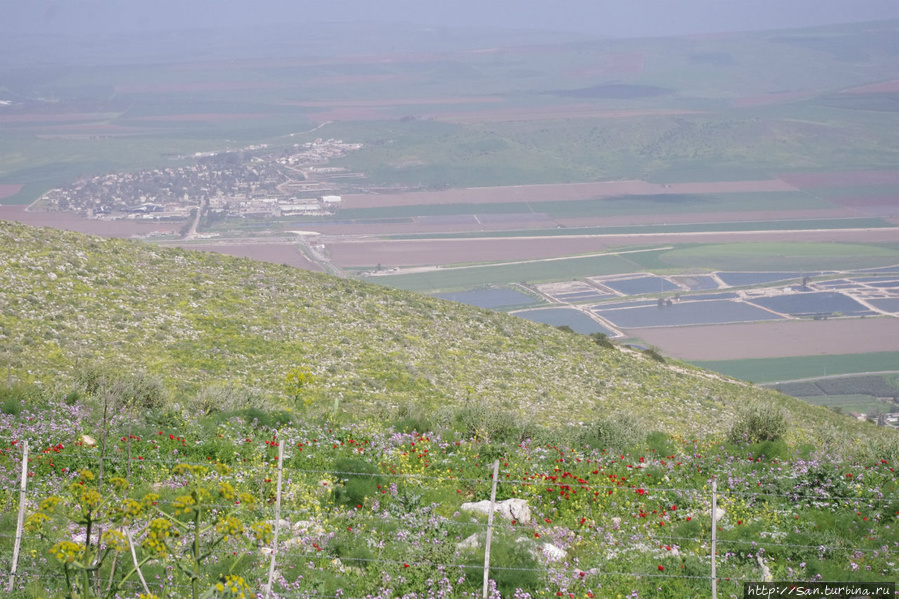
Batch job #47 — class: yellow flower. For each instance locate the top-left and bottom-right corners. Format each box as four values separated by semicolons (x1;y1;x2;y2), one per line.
108;476;130;492
143;518;177;557
25;512;51;532
173;494;196;516
49;540;84;564
118;498;143;522
215;515;244;540
101;529;129;552
251;521;273;544
218;481;236;501
40;496;62;513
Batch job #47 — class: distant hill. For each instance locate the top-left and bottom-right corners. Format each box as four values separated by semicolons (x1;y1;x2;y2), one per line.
1;220;885;441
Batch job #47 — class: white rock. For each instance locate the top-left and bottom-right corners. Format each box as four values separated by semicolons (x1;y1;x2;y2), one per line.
541;543;566;561
757;555;773;582
460;498;531;523
457;533;481;550
293;520;325;535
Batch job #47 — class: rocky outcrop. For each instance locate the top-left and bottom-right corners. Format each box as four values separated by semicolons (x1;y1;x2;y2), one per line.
460;498;531;523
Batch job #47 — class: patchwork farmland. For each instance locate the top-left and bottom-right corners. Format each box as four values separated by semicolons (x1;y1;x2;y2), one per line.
3;18;899;395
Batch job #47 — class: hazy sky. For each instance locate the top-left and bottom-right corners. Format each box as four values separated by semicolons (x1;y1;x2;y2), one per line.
4;0;899;38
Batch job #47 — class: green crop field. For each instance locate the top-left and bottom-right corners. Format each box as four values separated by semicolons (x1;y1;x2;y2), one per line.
384;218;895;240
693;352;899;383
659;242;899;271
372;252;639;292
338;191;832;221
802;394;895;415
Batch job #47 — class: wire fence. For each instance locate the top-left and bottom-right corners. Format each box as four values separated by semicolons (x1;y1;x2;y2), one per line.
3;441;898;598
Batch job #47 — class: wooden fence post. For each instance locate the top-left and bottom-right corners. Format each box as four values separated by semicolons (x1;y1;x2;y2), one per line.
264;433;285;599
482;459;500;599
6;441;29;594
711;478;718;599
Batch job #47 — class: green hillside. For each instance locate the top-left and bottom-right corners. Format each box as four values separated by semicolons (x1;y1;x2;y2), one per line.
0;220;881;441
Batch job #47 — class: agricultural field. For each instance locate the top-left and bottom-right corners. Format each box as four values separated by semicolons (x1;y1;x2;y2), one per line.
4;19;899;596
3;19;899;398
511;307;615;335
693;352;899;384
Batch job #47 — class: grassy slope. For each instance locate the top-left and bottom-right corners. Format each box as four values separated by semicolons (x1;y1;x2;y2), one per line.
0;220;876;441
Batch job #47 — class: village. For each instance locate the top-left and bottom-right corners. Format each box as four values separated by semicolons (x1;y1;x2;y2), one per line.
35;138;361;221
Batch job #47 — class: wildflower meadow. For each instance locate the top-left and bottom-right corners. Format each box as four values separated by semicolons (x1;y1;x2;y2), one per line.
2;381;898;599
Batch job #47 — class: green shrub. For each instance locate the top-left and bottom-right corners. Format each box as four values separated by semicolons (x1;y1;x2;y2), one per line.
643;347;666;363
748;439;792;461
76;364;169;411
0;382;43;414
391;401;434;434
579;413;646;450
332;457;385;508
645;430;674;455
590;332;615;349
443;400;535;444
191;384;273;414
727;402;788;444
462;533;540;595
243;408;293;429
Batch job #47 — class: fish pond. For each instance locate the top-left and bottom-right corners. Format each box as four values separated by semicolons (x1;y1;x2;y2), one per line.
717;272;809;287
514;307;616;335
747;291;869;316
594;300;781;328
602;276;681;295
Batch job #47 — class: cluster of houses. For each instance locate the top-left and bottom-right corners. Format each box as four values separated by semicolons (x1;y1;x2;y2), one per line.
36;138;360;222
225;195;342;218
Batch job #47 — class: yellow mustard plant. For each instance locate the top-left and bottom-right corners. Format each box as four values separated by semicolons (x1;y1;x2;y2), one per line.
143;518;177;558
212;574;251;598
173;494;197;516
218;481;236;501
214;515;244;540
251;521;274;544
50;540;84;564
101;529;129;552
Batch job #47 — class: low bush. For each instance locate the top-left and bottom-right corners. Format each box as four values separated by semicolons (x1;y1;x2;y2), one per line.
590;331;615;349
579;413;647;450
0;382;44;415
332;457;385;507
442;400;536;444
191;383;273;415
727;402;788;444
391;401;434;434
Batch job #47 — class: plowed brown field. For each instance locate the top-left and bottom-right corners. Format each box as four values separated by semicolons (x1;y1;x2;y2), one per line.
633;318;899;360
0;185;22;200
181;243;323;272
778;171;899;188
341;179;799;209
